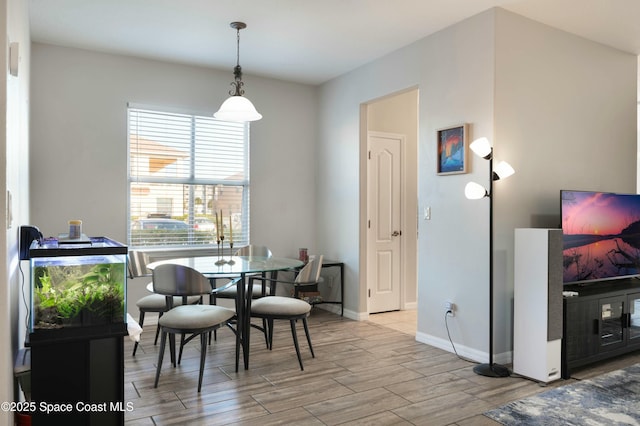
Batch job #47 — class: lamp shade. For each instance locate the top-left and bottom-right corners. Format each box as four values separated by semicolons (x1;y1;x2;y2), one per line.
214;95;262;122
470;137;492;159
465;181;488;200
494;161;515;180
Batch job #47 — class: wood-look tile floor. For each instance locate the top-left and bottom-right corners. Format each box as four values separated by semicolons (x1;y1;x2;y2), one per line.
124;309;640;425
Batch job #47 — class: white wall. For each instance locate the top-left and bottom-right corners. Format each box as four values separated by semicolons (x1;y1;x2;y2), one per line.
29;43;318;317
3;0;31;422
317;8;637;362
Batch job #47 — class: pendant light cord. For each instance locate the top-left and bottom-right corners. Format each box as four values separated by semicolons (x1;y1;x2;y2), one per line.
236;27;241;67
231;23;245;96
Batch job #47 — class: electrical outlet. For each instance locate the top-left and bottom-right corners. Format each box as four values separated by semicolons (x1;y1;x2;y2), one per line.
444;301;455;317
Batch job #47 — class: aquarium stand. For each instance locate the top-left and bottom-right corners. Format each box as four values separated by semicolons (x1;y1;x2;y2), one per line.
27;236;128;426
28;325;127;426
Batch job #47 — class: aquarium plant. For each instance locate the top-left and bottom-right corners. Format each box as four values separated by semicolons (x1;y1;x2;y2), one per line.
33;262;125;329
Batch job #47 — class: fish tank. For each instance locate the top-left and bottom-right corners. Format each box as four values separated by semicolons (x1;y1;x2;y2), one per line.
28;237;127;334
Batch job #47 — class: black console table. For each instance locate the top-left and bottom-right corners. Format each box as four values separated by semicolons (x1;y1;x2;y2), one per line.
319;260;344;316
288;259;345;316
562;278;640;378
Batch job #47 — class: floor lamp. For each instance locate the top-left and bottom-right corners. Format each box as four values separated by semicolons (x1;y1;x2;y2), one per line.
465;137;514;378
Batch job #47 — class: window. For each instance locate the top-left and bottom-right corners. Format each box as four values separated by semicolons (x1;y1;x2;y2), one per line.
128;107;249;248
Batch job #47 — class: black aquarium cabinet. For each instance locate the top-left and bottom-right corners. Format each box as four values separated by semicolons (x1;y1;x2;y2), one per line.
562;278;640;378
26;237;127;426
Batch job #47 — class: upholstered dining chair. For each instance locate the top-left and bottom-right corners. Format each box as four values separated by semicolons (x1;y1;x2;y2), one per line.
210;244;274;301
208;245;273;343
152;263;236;392
128;250;200;356
292;255;324;301
245;256;323;370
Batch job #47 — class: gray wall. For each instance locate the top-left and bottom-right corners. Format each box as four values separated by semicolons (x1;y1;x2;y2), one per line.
30;43;318;257
29;43;318;318
27;7;638;366
492;8;637;359
316;8;637;362
317;9;497;356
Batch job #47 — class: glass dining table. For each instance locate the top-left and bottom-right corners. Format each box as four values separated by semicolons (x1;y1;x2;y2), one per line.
146;255;304;371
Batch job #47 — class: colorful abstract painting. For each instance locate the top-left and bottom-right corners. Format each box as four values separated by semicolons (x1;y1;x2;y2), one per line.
437;124;468;175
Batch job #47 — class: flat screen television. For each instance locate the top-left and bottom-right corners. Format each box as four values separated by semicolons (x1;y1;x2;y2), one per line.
561;190;640;285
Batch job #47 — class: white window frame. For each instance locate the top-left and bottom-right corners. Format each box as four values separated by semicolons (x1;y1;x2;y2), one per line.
127;105;250;249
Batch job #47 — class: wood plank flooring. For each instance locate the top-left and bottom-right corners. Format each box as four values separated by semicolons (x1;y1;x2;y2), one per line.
124;309;640;425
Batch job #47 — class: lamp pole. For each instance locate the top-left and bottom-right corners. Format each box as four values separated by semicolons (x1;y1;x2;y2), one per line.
473;154;510;378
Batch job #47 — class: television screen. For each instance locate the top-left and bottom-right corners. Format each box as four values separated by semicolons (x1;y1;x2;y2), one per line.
561;190;640;285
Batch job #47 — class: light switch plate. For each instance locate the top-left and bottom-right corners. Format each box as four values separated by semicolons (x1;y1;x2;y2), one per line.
424;207;431;220
9;42;19;77
6;190;12;229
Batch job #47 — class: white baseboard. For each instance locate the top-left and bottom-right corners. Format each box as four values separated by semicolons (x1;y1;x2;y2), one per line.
416;331;512;365
314;304;364;320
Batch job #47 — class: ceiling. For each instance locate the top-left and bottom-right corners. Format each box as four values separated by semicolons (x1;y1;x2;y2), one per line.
29;0;640;86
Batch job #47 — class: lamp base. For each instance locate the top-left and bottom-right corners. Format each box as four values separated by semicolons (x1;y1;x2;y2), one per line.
473;363;510;378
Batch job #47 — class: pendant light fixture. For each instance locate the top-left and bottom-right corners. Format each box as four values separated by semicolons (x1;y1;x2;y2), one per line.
214;21;262;122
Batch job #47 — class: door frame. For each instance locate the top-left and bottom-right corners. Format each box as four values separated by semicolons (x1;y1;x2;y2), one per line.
359;88;419;317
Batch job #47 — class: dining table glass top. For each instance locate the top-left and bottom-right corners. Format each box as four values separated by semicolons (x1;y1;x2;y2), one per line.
146;255;303;275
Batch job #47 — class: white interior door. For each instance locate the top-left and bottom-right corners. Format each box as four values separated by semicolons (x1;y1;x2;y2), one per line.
367;132;403;313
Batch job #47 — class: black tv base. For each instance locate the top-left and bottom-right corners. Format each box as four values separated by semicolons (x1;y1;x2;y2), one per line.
562;278;640;378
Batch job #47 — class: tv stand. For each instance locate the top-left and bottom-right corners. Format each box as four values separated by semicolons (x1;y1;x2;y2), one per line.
562;278;640;378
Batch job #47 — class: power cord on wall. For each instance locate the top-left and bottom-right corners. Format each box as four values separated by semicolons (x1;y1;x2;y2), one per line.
19;261;30;331
444;310;479;365
444;311;564;385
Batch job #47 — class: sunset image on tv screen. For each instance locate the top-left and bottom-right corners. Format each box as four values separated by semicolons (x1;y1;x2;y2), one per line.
562;190;640;284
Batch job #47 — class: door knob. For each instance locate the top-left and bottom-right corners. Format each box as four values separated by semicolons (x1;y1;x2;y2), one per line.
391;230;401;237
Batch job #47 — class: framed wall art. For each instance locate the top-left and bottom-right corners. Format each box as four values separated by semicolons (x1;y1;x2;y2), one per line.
437;123;469;175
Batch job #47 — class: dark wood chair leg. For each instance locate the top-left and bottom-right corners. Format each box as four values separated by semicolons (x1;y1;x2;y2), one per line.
262;318;269;348
133;311;146;356
154;331;167;388
169;333;176;368
302;317;315;358
154;312;163;345
154;312;164;346
198;333;207;392
290;319;304;370
268;318;275;350
178;333;186;364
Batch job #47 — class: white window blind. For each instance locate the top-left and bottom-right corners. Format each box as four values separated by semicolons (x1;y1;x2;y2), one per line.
128;107;249;248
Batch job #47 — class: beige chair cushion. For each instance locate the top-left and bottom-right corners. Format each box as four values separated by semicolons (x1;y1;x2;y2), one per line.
159;305;235;330
136;294;200;310
217;283;270;298
251;296;311;316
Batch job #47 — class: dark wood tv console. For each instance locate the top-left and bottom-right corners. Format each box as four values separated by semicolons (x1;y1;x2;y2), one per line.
562;278;640;378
